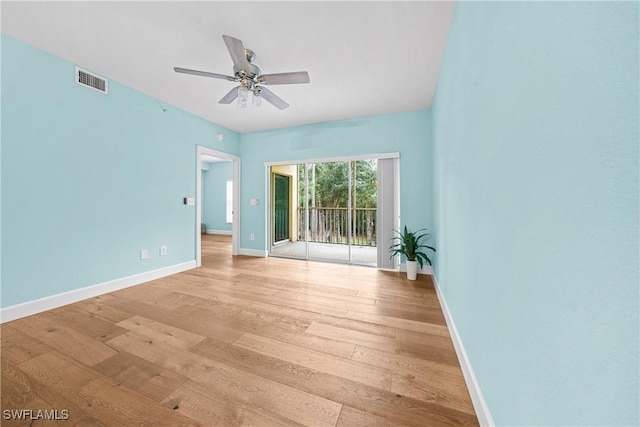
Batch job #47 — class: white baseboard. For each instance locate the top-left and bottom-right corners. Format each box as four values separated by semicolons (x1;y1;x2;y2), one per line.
205;230;232;235
0;260;196;323
432;273;495;426
239;248;268;257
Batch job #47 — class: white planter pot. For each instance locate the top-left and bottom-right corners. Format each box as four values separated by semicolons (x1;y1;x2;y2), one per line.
406;260;418;280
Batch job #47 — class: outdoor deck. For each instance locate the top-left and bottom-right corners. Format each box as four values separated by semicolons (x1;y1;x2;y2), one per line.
271;241;377;267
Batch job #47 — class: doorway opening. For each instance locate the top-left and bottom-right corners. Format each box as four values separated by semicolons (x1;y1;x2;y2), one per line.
196;146;240;267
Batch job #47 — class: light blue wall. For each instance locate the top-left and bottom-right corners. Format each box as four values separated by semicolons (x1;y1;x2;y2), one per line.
1;34;240;308
432;2;639;426
202;162;233;233
0;36;3;289
239;111;433;251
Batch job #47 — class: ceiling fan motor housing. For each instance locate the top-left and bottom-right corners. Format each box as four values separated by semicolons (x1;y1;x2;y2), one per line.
234;49;261;78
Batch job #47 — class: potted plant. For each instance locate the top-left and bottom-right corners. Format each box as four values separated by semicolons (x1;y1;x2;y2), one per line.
389;226;436;280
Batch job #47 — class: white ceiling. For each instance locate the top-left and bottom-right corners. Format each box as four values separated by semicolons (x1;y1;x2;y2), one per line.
1;1;455;133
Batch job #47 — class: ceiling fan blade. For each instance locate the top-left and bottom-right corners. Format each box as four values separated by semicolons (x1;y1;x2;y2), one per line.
258;86;289;110
218;86;239;104
222;35;251;75
259;71;310;85
174;67;235;81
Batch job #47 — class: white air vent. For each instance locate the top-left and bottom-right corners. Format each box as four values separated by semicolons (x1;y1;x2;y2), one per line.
75;67;108;94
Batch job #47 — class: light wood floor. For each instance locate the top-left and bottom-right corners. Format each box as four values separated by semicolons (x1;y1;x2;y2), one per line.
1;235;478;426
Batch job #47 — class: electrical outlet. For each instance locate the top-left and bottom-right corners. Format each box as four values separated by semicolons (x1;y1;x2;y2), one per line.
250;233;255;241
140;249;149;260
160;246;167;256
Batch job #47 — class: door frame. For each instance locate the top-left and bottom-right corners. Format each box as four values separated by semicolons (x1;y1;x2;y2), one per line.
196;145;241;267
264;152;399;267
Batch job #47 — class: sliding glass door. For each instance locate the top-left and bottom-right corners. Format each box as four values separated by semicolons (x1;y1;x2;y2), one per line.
271;158;387;267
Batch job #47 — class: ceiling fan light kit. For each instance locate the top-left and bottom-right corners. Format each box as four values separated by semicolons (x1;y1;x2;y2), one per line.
174;35;310;110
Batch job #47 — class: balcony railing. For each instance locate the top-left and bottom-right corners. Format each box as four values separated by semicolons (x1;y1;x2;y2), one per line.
297;207;377;246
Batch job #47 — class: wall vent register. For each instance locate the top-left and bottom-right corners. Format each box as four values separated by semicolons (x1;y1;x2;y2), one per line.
75;67;108;94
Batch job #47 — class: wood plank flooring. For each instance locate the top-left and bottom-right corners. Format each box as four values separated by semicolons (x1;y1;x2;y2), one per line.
1;235;478;426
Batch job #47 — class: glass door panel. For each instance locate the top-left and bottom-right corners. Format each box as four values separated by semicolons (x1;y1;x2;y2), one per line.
307;161;350;263
351;159;378;266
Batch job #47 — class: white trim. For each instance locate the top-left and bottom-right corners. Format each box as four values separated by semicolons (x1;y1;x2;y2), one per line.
432;274;495;427
377;268;400;273
264;152;400;167
0;261;196;324
394;157;401;262
196;145;241;267
239;248;268;257
205;230;233;235
265;166;272;257
225;179;233;224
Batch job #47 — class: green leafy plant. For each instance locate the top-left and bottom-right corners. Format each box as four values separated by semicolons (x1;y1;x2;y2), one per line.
389;226;436;269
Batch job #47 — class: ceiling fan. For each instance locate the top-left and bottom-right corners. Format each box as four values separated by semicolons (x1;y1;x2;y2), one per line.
174;34;310;110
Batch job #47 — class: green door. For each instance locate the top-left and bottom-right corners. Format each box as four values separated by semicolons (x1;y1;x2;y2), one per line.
274;174;290;243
